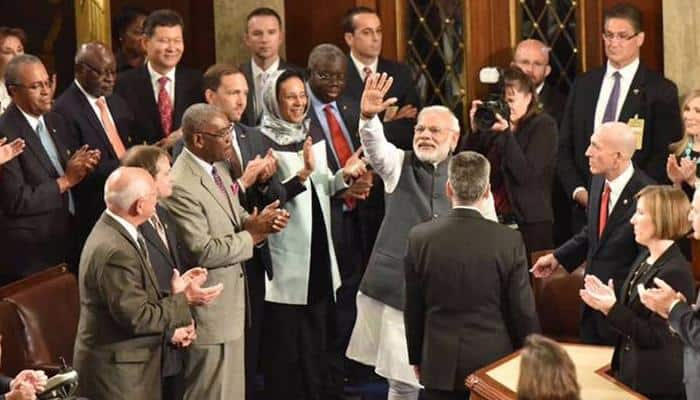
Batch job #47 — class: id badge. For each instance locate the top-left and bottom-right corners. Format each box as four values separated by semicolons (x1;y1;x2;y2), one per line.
628;114;645;150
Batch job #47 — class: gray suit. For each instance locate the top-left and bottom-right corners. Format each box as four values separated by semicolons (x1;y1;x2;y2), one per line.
73;213;192;400
163;149;253;400
668;291;700;398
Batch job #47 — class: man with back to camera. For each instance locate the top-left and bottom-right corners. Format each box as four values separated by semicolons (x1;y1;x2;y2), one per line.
405;151;539;400
532;122;652;345
557;3;681;231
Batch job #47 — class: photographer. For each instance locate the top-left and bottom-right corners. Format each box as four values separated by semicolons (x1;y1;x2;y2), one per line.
461;66;558;255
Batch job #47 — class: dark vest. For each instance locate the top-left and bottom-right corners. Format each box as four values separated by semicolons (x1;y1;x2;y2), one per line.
359;152;451;309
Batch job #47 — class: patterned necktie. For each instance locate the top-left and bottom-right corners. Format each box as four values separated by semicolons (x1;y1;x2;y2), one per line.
150;214;169;251
323;104;355;209
157;76;173;137
211;166;228;197
602;71;621;123
36;119;74;214
598;183;612;238
256;72;269;119
137;233;151;265
95;97;126;159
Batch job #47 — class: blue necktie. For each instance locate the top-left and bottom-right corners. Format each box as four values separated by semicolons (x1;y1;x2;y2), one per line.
36;119;75;214
602;71;621;123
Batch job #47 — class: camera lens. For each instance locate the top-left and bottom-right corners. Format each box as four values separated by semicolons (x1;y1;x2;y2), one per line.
474;106;497;131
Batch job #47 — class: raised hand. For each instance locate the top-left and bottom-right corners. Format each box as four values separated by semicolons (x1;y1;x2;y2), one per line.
0;137;25;165
579;275;616;315
297;136;315;181
360;72;398;119
240;155;267;188
258;148;278;183
667;155;684;186
245;200;291;243
342;172;373;200
679;157;697;186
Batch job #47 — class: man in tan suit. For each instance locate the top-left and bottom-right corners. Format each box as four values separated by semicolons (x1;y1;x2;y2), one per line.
74;166;223;400
163;103;289;400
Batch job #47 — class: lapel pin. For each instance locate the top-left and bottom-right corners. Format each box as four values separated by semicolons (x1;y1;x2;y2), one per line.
623;199;628;205
633;88;640;95
342;105;347;111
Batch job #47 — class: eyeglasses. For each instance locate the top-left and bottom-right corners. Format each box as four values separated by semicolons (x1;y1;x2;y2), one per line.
8;80;51;91
414;125;453;135
197;124;232;140
602;31;640;42
79;62;116;77
313;71;345;83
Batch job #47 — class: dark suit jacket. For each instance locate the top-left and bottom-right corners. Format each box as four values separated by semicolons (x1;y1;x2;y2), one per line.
558;63;681;195
138;204;186;378
74;213;192;400
462;112;558;223
538;82;566;125
239;59;295;127
554;168;653;344
53;82;135;242
405;208;540;391
0;375;10;400
606;244;693;398
0;104;76;279
344;56;419;150
114;64;203;145
669;278;700;399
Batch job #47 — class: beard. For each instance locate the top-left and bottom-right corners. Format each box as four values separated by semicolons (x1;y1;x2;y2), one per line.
414;141;452;164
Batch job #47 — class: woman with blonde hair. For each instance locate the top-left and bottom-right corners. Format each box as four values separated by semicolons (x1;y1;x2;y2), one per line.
580;185;694;399
667;90;700;193
517;334;580;400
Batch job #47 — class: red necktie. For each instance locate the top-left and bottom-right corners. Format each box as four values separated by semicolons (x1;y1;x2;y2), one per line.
323;104;355;209
158;76;173;137
598;183;611;237
363;66;372;82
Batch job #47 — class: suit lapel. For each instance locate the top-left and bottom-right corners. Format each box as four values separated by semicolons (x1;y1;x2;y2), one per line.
619;250;647;304
9;106;61;176
599;173;637;244
241;62;257;126
103;213;163;298
618;65;646;123
586;68;606;139
140;218;173;265
136;66;162;134
182;151;239;226
589;176;604;243
235;124;254;164
72;84;118;159
173;66;188;128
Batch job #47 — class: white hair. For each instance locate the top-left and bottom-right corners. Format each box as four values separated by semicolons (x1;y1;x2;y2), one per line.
104;168;151;211
417;105;460;133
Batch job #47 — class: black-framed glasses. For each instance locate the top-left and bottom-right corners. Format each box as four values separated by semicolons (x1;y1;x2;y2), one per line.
602;31;640;41
313;70;345;83
79;62;116;77
197;124;232;140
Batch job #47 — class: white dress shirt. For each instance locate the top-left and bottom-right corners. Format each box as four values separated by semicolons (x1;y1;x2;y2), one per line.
105;208;140;246
147;61;176;105
603;163;635;216
593;58;640;132
251;58;280;117
350;52;378;79
74;79;117;131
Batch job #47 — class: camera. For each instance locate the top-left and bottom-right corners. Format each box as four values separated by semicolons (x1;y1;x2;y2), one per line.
38;358;79;400
473;67;510;131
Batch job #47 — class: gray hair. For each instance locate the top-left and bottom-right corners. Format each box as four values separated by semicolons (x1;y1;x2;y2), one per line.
448;151;490;205
417;105;460;133
4;53;42;86
307;43;346;70
182;103;226;140
103;167;152;211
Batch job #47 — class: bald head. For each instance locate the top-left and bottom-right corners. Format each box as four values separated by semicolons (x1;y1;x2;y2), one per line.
585;122;637;179
104;167;156;222
75;41;116;97
512;39;551;87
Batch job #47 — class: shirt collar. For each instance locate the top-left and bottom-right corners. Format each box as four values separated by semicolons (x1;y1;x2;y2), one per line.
605;58;639;81
606;162;635;195
147;61;176;86
105;208;140;244
535;82;545;95
251;58;280;77
74;79;99;104
349;51;378;77
453;205;483;216
183;147;215;176
16;104;43;131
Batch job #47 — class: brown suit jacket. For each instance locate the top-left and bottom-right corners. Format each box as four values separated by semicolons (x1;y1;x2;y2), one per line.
73;213;192;400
